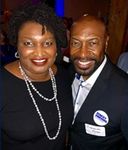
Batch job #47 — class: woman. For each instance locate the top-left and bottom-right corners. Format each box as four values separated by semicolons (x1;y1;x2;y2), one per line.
1;3;73;150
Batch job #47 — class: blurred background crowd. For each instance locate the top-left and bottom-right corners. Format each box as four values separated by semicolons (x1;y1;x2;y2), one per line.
0;0;128;68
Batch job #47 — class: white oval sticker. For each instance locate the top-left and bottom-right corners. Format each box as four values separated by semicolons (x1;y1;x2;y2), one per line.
93;110;109;126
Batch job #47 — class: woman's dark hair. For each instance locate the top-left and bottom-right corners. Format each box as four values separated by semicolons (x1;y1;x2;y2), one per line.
8;2;67;63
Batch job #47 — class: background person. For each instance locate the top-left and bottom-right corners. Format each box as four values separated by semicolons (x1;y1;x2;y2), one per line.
68;15;128;150
117;43;128;73
0;29;16;66
62;17;73;65
1;2;73;150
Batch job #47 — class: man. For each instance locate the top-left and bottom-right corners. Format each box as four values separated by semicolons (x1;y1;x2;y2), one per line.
69;15;128;150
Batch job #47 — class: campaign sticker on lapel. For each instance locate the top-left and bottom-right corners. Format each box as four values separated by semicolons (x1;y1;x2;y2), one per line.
93;110;109;126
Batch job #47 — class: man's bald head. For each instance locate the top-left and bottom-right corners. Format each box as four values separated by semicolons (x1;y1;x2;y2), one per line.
70;15;109;79
71;15;108;36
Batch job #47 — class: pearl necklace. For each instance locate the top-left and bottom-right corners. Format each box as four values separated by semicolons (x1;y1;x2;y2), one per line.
19;63;62;140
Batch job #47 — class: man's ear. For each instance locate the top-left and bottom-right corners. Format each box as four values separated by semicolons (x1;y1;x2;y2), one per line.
105;36;109;52
106;36;109;48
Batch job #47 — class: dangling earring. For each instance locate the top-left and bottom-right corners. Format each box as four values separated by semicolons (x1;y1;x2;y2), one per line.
15;51;20;59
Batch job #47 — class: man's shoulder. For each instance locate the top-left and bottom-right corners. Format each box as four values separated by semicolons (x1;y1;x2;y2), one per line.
102;59;128;80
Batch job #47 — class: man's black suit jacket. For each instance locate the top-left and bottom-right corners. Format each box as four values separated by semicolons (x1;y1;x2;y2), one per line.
68;57;128;150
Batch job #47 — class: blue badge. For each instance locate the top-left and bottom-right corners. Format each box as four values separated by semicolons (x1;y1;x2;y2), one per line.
93;110;109;126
